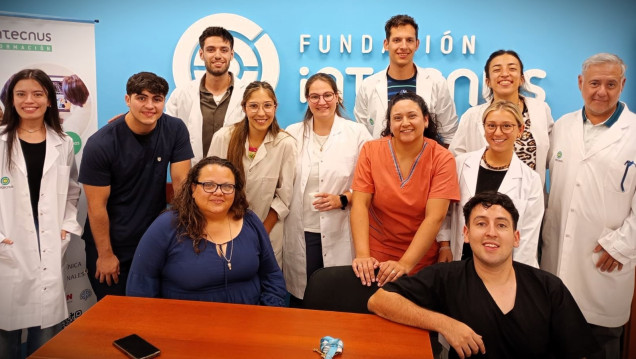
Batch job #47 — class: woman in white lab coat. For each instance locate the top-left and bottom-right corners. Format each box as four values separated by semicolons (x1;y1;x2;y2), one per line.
284;73;371;305
209;81;296;269
0;69;82;358
449;50;553;185
439;100;543;267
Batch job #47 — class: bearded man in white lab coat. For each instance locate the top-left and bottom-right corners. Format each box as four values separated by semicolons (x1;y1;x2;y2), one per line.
541;53;636;359
166;26;247;164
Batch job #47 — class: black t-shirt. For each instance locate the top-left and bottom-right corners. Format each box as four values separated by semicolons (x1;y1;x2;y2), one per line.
20;139;46;219
383;260;600;359
79;114;193;262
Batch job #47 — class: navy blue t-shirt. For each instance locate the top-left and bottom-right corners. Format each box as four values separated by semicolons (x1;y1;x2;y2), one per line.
79;113;193;262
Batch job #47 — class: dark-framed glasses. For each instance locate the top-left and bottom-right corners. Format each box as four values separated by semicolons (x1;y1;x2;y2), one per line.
194;181;236;194
307;92;335;104
483;123;517;134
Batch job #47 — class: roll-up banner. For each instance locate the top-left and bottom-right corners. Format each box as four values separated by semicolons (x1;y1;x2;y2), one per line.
0;12;98;325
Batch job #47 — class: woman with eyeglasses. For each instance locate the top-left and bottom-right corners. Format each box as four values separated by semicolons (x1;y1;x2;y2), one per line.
439;100;543;266
284;73;371;306
209;81;296;267
449;50;554;185
126;156;286;305
351;92;460;288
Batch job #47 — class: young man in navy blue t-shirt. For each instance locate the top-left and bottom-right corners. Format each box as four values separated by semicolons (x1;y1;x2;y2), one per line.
79;72;194;300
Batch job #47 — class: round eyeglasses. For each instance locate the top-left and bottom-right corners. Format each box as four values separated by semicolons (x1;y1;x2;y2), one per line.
307;92;335;104
483;123;518;134
194;181;236;194
246;102;276;113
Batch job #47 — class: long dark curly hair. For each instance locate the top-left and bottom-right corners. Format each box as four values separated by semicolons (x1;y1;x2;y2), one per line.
172;156;249;254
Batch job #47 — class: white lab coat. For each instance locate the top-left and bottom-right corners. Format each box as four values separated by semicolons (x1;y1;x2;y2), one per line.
449;96;554;185
353;65;458;144
541;103;636;327
439;149;543;267
165;75;247;164
283;116;371;298
209;126;297;268
0;126;82;330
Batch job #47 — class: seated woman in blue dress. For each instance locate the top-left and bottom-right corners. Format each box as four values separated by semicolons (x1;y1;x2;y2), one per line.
126;156;286;306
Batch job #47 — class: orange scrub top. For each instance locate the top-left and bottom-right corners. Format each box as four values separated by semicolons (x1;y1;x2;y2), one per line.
352;136;460;272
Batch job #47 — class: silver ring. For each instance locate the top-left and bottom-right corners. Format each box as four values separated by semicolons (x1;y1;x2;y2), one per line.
391;270;396;274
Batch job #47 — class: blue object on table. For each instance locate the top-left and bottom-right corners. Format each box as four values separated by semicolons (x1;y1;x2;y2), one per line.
320;336;343;359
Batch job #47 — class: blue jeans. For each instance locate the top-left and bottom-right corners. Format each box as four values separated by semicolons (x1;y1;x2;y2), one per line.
0;323;63;359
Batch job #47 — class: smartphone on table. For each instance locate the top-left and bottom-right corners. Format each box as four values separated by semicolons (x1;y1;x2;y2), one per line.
113;334;160;359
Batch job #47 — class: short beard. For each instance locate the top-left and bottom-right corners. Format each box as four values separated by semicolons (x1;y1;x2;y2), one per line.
206;63;229;77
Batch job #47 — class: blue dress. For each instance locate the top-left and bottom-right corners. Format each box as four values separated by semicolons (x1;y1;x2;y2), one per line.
126;210;286;306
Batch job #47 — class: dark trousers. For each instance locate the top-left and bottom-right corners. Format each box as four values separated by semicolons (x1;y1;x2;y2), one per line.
289;231;324;308
588;324;623;359
0;323;63;359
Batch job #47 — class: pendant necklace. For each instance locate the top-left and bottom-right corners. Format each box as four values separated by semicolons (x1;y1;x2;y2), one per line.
314;133;328;152
19;125;44;133
217;217;234;270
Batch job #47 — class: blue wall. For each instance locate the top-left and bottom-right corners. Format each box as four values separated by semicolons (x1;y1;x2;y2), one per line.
2;0;635;128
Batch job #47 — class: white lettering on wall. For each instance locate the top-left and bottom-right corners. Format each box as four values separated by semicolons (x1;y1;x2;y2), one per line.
299;32;477;55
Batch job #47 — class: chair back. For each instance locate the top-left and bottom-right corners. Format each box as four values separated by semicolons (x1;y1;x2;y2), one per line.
302;265;379;314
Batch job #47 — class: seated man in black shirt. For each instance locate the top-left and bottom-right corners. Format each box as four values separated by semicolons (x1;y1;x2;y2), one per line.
368;192;599;359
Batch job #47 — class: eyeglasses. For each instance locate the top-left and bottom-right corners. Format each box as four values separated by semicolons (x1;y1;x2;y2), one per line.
194;181;236;194
246;102;276;113
307;92;335;104
483;123;517;134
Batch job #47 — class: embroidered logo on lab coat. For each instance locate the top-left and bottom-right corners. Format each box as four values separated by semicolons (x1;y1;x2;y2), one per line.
555;151;563;162
1;176;9;185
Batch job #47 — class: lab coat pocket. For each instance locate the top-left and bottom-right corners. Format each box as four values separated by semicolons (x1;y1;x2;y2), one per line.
0;242;16;318
603;163;634;227
0;242;17;285
0;241;16;264
591;249;632;278
260;176;278;204
56;165;71;195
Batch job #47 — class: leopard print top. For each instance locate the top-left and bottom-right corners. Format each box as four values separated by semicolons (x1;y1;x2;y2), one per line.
514;100;536;170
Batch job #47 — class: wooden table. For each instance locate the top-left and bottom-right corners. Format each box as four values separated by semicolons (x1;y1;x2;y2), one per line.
30;295;432;358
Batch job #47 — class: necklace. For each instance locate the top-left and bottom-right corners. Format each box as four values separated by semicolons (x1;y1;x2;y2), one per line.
314;133;328;152
481;150;510;170
217;217;234;270
19;125;44;133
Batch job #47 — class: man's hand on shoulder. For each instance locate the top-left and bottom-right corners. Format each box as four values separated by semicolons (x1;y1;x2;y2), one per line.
107;113;124;124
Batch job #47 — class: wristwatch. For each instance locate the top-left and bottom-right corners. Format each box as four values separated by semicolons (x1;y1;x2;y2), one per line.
339;194;348;210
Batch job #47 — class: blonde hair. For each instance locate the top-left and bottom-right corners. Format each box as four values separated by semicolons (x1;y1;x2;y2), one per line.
482;100;523;127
